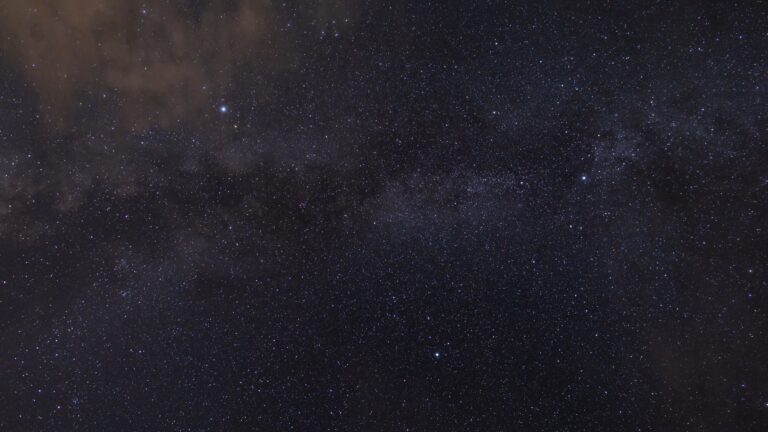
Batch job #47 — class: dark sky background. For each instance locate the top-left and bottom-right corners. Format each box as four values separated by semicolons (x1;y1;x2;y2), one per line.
1;0;767;430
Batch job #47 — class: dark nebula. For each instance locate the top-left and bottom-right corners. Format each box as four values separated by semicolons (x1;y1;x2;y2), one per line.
1;1;767;430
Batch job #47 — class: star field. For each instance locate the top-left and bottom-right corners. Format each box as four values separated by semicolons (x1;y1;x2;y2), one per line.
0;1;767;430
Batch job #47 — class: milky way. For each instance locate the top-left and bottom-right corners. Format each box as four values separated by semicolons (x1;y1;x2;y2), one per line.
1;1;767;430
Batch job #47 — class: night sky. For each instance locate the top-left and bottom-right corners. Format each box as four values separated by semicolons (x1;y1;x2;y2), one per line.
1;1;767;430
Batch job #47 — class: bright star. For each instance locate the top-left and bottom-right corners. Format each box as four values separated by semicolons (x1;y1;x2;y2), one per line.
219;105;228;113
434;352;441;359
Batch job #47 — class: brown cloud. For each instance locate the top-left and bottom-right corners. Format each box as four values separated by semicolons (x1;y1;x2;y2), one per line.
0;0;279;129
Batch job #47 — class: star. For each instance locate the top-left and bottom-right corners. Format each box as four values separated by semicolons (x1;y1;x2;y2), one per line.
0;1;764;429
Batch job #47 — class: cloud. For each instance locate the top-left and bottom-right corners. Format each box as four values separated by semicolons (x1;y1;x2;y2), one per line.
0;0;277;128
